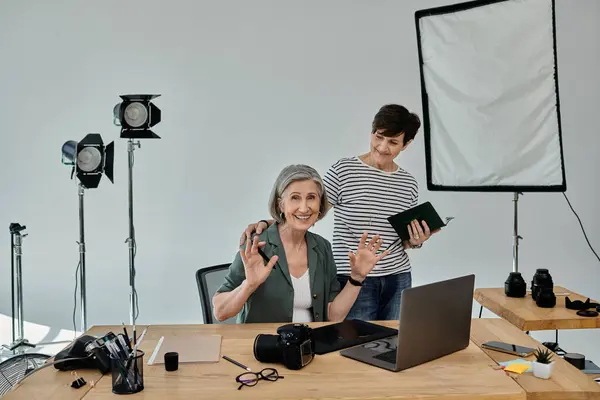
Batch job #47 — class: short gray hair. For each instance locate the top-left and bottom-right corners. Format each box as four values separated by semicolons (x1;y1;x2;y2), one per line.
268;164;329;224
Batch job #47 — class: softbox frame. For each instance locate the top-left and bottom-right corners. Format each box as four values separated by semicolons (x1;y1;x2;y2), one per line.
415;0;566;192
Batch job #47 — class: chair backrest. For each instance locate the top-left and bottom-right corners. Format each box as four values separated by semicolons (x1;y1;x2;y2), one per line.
196;264;237;324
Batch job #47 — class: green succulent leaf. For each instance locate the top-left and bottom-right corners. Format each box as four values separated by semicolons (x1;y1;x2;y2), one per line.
533;347;554;364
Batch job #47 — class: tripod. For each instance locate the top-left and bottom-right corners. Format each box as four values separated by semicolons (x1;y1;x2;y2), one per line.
3;223;36;353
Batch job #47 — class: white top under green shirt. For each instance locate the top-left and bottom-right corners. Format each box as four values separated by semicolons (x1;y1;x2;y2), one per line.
322;156;418;277
291;270;313;323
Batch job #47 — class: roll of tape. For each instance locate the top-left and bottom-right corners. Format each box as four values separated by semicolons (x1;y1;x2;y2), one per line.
564;353;585;369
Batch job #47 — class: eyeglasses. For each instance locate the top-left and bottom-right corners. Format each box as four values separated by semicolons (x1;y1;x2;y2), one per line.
235;368;284;390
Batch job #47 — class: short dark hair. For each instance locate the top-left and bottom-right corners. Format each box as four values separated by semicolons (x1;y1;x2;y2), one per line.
371;104;421;145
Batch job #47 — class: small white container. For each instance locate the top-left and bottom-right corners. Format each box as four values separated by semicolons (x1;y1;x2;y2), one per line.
532;360;555;379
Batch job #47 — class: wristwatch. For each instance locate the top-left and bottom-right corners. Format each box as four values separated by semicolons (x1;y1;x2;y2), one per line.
348;276;364;287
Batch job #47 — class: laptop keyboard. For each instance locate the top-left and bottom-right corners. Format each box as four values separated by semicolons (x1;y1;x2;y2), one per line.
374;350;397;363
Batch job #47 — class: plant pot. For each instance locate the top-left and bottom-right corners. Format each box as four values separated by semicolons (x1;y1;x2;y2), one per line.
532;360;555;379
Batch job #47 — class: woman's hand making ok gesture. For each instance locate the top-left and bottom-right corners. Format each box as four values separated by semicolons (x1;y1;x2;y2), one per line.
239;235;279;290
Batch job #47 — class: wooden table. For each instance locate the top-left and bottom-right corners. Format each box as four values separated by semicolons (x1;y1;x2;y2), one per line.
472;318;600;400
474;286;600;331
5;320;599;399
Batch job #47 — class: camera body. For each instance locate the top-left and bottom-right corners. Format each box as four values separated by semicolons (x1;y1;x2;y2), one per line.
83;333;116;373
54;332;116;374
254;323;315;370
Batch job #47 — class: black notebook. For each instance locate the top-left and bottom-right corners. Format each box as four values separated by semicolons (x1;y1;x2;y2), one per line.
387;201;447;241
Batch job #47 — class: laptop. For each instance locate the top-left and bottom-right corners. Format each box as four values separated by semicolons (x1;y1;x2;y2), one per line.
340;274;475;372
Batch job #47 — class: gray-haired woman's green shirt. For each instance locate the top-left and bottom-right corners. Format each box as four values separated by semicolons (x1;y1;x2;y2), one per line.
216;223;342;323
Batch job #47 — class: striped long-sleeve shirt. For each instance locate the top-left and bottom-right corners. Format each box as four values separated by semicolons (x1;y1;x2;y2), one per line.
322;156;418;277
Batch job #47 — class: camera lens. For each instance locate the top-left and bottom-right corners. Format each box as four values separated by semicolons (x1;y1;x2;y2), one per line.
535;286;556;308
253;334;282;364
505;272;526;297
531;269;553;301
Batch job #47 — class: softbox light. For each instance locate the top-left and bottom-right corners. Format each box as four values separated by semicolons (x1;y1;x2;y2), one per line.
415;0;566;192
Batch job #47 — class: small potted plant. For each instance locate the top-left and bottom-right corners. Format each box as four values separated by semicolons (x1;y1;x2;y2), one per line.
532;347;555;379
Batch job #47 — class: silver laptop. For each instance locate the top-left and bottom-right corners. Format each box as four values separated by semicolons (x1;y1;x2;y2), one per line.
340;274;475;371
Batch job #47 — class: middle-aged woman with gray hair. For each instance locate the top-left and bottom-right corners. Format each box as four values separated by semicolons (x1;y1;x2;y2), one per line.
213;164;389;323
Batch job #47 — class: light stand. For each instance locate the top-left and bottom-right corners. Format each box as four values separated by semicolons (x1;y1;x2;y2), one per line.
61;134;114;334
113;93;162;344
0;226;51;397
512;192;521;273
505;192;527;297
2;223;35;353
126;138;140;341
78;184;88;331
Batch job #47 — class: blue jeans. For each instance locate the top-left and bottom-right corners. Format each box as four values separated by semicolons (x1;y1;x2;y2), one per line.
337;272;412;321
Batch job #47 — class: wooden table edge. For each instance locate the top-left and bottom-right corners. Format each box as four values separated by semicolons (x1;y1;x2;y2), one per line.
473;287;600;331
471;318;600;399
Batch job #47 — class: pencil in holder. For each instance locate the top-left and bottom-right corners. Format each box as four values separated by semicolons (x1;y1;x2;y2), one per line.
111;350;144;394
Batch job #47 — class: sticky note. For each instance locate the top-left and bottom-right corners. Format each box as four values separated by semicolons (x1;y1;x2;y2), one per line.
504;363;530;374
499;358;532;373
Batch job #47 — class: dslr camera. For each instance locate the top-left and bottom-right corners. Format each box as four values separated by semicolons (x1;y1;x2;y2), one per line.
54;332;116;374
253;323;315;370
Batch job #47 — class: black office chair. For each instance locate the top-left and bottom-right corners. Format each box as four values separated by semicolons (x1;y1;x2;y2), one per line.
196;264;238;324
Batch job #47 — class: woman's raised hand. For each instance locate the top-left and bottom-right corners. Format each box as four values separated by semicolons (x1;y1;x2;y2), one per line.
348;232;390;280
239;236;278;289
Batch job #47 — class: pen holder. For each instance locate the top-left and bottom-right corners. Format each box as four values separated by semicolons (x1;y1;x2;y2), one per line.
111;350;144;395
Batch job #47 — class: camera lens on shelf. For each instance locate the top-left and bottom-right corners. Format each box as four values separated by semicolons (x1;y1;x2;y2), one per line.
505;272;526;297
531;268;553;301
536;286;556;308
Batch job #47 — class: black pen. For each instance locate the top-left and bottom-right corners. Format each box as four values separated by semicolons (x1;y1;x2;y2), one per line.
257;248;277;270
122;323;132;351
248;232;277;270
222;355;251;372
